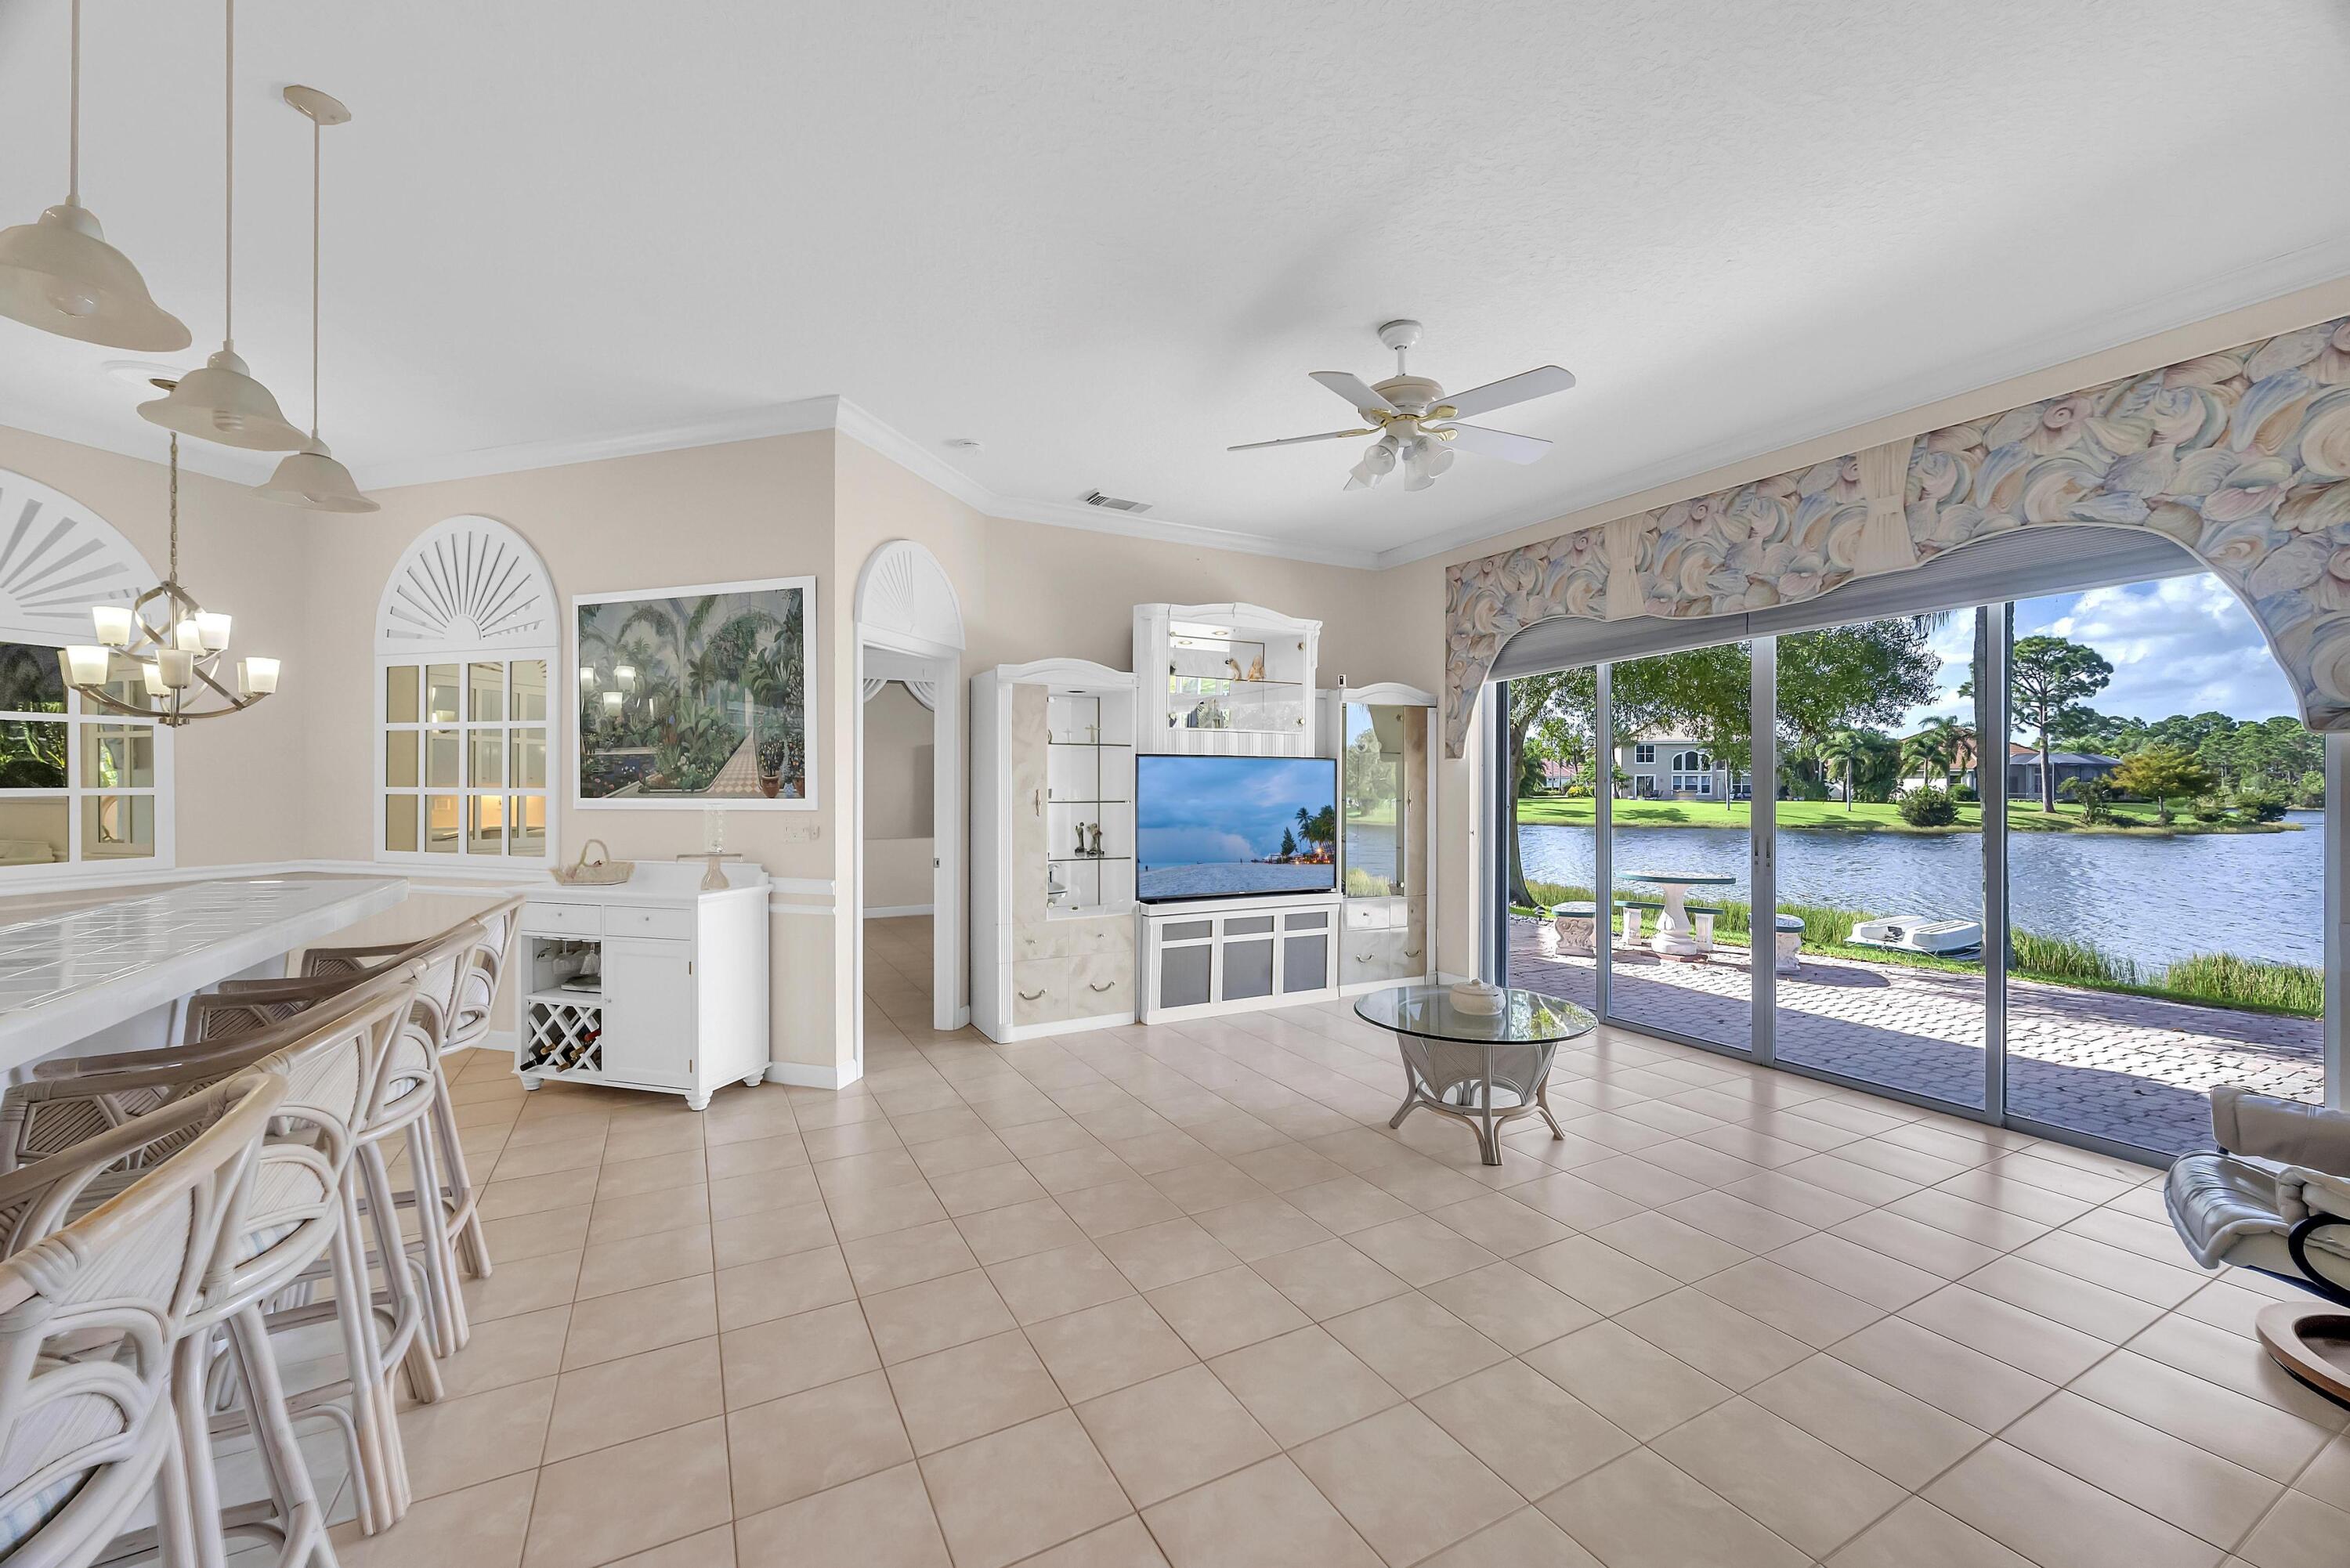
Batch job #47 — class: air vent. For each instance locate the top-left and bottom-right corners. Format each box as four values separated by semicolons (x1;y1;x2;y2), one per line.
1082;491;1152;515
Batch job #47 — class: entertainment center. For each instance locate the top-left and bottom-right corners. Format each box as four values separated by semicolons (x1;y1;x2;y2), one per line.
968;604;1437;1043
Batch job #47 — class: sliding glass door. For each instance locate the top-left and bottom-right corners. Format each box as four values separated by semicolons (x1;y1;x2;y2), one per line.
1605;645;1754;1053
1770;612;1990;1110
1495;574;2330;1161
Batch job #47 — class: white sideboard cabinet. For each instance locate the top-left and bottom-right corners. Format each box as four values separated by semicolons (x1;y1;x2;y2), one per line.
515;862;769;1109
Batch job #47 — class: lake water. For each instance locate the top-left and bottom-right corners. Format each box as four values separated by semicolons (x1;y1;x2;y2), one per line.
1508;812;2325;970
1137;862;1336;899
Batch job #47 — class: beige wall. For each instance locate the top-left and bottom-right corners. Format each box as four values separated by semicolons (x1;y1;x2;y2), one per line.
297;430;842;1068
862;680;934;909
0;426;316;873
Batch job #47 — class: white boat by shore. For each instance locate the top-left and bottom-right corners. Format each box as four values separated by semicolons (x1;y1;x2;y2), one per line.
1849;915;1983;956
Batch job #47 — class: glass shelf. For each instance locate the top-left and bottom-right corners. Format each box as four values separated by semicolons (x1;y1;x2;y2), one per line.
1047;739;1132;747
1167;676;1304;691
1047;798;1128;806
1050;854;1132;863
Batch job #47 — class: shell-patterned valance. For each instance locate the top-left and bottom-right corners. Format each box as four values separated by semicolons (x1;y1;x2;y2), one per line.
1441;316;2350;756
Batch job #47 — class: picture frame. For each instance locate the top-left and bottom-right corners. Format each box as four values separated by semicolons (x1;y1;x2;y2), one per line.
570;575;816;811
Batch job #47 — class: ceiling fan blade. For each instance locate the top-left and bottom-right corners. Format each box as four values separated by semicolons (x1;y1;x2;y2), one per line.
1227;428;1376;452
1443;365;1576;421
1439;423;1553;464
1308;370;1398;414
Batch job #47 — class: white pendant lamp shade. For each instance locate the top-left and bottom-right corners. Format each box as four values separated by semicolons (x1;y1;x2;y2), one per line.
0;202;190;350
258;437;377;512
142;0;304;453
256;83;374;511
139;344;307;449
0;2;190;350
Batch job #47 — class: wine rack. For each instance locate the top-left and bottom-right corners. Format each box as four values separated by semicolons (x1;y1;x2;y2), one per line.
522;996;602;1075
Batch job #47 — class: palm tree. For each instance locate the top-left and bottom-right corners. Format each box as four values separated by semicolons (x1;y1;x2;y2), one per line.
1817;728;1867;811
1900;715;1971;795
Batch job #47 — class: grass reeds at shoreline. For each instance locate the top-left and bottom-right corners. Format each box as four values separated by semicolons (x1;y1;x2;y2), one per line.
1513;879;2321;1018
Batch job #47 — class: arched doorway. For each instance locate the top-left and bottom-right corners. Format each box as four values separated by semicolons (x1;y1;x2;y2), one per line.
854;540;967;1048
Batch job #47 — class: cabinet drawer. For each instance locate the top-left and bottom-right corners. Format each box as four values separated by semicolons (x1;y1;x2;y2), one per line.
1011;958;1068;1025
604;905;696;941
522;901;602;937
1343;928;1412;981
1062;917;1128;957
1014;923;1068;962
1068;951;1133;1017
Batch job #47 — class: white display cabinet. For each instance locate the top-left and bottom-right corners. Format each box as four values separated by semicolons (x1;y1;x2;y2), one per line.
1134;602;1321;756
515;862;769;1109
971;659;1140;1042
1319;682;1438;992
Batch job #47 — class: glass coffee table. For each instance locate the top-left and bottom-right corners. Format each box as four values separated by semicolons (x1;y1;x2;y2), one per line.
1355;985;1597;1165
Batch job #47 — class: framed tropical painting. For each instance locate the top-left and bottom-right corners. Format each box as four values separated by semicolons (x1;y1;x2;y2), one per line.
571;576;815;810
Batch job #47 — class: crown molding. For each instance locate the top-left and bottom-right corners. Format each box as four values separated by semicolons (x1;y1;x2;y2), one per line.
1369;232;2350;573
349;396;848;491
9;231;2345;579
827;397;1381;569
0;401;278;486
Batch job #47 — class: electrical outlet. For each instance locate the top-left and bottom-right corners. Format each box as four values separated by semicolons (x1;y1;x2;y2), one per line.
778;822;822;843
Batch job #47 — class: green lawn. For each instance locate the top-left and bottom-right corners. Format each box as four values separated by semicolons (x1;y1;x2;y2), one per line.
1511;795;2300;836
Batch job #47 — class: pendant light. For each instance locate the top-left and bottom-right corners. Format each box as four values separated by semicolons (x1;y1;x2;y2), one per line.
258;85;375;512
0;0;190;349
139;0;306;451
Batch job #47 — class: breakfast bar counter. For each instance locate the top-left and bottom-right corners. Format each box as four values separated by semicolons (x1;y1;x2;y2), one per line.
0;876;409;1074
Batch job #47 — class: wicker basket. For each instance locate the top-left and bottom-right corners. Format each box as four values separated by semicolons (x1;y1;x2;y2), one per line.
551;837;634;887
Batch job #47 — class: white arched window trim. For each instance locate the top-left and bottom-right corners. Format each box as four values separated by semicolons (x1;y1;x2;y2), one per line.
0;467;175;883
374;516;559;867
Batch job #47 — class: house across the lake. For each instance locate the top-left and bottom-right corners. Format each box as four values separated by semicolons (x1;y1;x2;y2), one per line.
1893;733;2121;797
1614;735;1751;800
2006;742;2121;799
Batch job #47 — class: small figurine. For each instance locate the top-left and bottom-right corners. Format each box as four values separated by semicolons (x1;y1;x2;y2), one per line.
1088;822;1104;857
1245;654;1265;681
1224;656;1244;682
1075;822;1089;857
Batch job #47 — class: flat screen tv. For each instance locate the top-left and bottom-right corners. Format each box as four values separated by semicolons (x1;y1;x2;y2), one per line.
1135;754;1338;903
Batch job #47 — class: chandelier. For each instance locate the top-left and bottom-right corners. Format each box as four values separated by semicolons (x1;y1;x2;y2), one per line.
59;417;279;725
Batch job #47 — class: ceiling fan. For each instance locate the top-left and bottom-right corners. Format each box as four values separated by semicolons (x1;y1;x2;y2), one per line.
1229;320;1575;491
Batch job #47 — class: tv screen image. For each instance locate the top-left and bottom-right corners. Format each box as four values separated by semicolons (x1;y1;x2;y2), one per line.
1135;754;1338;902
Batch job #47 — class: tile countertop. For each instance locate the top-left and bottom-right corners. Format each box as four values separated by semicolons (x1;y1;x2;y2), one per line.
0;876;409;1074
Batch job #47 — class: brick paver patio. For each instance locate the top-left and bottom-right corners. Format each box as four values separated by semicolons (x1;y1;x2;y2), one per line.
1506;917;2321;1155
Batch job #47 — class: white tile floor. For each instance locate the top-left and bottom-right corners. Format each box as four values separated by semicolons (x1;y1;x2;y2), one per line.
321;918;2350;1567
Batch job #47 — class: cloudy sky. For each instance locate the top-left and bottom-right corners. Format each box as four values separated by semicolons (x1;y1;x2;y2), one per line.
1898;570;2298;733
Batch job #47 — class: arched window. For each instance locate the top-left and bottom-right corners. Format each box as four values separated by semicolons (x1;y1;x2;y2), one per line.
377;517;558;863
1669;750;1712;795
0;468;171;877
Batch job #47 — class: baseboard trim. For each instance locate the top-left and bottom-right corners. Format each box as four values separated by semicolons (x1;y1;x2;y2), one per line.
766;1060;864;1091
863;904;934;919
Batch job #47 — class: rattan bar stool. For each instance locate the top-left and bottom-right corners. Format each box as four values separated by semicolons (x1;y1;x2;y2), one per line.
0;966;435;1546
297;896;520;1288
0;1070;284;1568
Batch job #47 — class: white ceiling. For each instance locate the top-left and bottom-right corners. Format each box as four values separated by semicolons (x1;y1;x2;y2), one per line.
3;1;2348;569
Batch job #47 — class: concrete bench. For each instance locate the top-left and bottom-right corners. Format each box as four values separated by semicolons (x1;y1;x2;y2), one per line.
1774;912;1804;975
